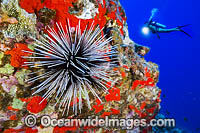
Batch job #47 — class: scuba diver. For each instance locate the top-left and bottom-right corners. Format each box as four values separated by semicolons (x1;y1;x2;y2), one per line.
144;8;191;38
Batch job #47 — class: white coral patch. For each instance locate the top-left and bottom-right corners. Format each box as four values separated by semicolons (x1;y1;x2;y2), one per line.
76;0;99;19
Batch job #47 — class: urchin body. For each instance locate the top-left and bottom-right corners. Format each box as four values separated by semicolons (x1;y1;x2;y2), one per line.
23;20;117;115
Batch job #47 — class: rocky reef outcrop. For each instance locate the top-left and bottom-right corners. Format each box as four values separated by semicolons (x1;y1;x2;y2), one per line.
0;0;161;132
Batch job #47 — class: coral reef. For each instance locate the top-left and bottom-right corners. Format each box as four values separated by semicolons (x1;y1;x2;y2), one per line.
0;0;165;132
1;0;37;38
152;114;184;132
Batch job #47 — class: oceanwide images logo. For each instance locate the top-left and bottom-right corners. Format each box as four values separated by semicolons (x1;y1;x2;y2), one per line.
24;115;176;129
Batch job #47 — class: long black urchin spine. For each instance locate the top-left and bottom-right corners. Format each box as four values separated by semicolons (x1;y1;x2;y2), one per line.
23;20;118;115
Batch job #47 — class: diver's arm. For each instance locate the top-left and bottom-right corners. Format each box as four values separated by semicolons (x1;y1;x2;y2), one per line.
148;8;158;24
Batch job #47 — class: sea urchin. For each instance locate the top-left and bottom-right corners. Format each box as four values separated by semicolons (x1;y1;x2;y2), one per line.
23;20;118;115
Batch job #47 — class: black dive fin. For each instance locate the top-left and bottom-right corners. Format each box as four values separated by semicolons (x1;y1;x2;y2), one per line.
179;29;191;38
177;24;190;28
177;24;191;38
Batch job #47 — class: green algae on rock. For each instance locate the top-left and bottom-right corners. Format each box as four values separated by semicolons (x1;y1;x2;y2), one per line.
15;69;30;85
11;98;25;110
0;63;14;75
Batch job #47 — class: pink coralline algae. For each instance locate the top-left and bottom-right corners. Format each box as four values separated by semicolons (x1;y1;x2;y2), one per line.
0;76;18;92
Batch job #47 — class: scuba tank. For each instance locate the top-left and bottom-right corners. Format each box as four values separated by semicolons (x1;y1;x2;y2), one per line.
150;21;166;29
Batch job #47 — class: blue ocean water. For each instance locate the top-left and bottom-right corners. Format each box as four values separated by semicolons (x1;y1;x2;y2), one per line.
120;0;200;132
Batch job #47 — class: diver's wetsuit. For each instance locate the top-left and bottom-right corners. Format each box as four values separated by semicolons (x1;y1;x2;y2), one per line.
145;9;191;38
